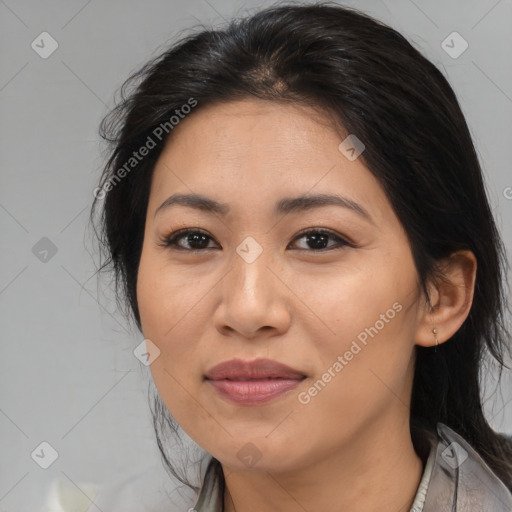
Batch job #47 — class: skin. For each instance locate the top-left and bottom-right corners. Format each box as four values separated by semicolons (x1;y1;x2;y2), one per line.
136;97;477;512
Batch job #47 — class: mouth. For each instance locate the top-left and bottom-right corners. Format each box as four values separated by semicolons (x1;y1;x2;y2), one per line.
204;358;306;405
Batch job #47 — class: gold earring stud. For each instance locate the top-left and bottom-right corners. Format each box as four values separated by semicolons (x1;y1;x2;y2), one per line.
432;327;439;347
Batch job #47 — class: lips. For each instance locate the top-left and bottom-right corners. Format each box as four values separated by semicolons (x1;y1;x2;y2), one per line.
205;358;306;405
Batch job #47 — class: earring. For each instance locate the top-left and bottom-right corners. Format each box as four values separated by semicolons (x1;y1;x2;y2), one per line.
432;327;439;347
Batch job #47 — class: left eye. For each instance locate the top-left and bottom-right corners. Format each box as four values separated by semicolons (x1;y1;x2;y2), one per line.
159;228;352;252
289;228;351;251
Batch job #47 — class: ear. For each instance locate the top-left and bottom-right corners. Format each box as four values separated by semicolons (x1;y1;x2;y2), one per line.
415;250;477;348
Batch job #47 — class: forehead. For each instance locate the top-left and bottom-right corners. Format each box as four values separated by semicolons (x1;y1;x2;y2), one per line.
155;98;344;171
149;98;388;222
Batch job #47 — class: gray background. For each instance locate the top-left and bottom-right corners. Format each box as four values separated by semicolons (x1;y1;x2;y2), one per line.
1;0;511;510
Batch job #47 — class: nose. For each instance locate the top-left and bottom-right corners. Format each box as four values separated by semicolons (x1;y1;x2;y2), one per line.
213;247;292;340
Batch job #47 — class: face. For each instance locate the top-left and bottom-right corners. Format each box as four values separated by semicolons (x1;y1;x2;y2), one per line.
136;98;426;474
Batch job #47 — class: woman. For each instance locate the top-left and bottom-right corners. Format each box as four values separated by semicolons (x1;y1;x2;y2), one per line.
91;2;512;510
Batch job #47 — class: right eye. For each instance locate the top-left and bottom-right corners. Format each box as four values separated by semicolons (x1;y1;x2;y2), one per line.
158;228;220;252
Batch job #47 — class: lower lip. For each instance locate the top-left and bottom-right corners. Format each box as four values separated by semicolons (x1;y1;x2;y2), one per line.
206;378;304;405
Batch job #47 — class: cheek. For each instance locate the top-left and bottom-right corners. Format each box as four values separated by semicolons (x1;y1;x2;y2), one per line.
299;264;399;343
137;249;201;343
137;250;209;404
306;256;418;388
294;298;416;449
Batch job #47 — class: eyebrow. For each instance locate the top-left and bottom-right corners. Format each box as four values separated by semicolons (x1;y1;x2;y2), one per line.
154;192;374;223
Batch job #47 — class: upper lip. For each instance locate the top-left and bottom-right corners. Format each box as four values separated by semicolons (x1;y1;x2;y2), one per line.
205;358;306;381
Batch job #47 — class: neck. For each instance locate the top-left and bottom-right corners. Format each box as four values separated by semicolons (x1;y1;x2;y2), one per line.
222;413;425;512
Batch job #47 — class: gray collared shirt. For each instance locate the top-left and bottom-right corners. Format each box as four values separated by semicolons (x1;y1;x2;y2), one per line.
191;422;512;511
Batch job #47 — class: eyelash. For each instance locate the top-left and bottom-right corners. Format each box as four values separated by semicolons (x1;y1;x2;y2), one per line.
157;227;355;253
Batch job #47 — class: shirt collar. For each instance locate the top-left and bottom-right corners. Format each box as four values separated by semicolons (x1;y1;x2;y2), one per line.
422;422;512;511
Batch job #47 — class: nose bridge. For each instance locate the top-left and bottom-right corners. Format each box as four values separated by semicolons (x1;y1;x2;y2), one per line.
228;237;274;302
